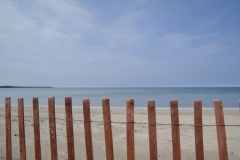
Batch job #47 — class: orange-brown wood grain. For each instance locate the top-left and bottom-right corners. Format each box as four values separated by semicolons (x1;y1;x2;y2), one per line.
148;100;158;160
33;97;42;160
214;100;228;160
83;99;94;160
18;98;26;160
126;99;135;160
170;100;181;160
65;97;75;160
194;100;204;160
48;97;58;160
102;98;114;160
5;97;12;160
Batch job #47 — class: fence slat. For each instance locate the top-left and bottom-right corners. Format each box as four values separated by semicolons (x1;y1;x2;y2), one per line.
194;100;204;160
5;97;12;160
102;98;114;160
33;97;42;160
65;97;75;160
170;100;181;160
126;99;135;160
148;100;158;160
214;100;228;160
18;98;26;160
83;99;94;160
48;97;58;160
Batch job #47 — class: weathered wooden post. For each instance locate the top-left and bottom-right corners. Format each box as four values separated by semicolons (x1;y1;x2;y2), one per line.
126;99;135;160
33;97;42;160
148;100;158;160
65;97;75;160
48;97;58;160
194;100;204;160
83;99;94;160
102;98;114;160
5;97;12;160
214;100;228;160
170;100;181;160
18;98;26;160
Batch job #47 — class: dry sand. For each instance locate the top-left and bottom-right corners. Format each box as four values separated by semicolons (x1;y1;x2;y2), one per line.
0;106;239;160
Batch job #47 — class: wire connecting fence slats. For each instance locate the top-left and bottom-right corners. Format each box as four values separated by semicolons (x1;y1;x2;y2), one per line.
3;97;239;160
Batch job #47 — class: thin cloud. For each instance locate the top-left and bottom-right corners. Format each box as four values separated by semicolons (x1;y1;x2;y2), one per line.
0;0;239;86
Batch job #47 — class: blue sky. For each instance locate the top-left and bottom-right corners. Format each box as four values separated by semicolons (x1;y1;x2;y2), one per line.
0;0;240;87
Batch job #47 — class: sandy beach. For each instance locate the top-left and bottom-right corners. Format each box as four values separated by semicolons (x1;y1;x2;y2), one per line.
0;106;239;160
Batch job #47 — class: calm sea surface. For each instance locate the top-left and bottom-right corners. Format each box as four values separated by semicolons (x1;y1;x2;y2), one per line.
0;87;239;108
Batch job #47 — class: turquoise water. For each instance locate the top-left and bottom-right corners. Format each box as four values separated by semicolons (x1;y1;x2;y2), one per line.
0;87;239;108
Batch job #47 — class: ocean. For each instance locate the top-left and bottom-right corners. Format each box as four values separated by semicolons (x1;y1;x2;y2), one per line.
0;87;239;108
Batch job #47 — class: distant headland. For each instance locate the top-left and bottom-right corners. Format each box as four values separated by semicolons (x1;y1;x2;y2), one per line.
0;86;52;88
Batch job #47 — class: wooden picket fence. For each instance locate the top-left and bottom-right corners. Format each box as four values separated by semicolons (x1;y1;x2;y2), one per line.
4;97;240;160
